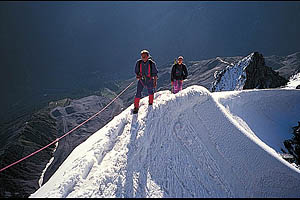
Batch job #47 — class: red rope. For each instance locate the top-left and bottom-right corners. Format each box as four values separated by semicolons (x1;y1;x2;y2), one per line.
0;81;135;173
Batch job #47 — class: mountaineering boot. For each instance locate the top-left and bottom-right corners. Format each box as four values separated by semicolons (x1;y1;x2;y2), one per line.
133;107;139;114
149;94;154;105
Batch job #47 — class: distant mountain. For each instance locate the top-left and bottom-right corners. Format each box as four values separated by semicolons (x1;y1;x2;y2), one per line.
0;107;58;198
211;52;288;92
0;90;124;198
265;52;300;79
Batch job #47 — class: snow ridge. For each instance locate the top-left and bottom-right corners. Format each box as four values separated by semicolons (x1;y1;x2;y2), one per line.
212;53;254;92
30;86;300;198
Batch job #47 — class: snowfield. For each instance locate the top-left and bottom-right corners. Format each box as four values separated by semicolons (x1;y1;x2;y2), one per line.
213;88;300;152
30;86;300;198
285;72;300;89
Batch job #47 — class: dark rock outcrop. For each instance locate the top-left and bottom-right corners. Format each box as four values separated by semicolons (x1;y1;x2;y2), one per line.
243;52;288;89
283;122;300;166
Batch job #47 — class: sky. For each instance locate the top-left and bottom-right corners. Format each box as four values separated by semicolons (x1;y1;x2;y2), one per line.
0;1;300;121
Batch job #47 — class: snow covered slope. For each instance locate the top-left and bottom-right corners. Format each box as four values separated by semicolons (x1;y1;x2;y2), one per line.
285;72;300;89
212;53;253;91
213;89;300;152
30;86;300;198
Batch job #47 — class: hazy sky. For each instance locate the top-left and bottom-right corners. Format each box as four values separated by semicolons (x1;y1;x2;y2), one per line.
0;1;300;120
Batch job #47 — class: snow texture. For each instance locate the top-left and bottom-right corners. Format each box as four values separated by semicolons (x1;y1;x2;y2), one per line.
212;53;254;92
38;142;58;187
213;89;300;152
30;86;300;198
285;72;300;89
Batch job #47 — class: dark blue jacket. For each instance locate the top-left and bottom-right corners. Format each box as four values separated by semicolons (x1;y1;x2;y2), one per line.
171;63;188;81
135;59;158;78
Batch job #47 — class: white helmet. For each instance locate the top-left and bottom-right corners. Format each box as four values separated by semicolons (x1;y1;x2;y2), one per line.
140;49;150;56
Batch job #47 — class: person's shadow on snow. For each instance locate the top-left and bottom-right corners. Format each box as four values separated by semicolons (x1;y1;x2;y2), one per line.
115;106;154;198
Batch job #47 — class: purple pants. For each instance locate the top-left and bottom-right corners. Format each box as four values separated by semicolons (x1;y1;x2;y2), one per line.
173;80;183;94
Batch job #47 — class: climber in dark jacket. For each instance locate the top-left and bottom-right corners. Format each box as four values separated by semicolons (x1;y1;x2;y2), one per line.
171;56;188;94
133;49;158;114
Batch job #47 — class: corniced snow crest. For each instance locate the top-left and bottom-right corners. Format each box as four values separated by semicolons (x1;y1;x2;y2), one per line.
212;53;254;92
